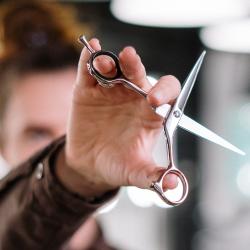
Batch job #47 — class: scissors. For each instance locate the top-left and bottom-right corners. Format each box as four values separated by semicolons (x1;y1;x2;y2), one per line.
78;35;245;206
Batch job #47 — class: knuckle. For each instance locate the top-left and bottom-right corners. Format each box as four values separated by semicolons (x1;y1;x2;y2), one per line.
159;75;181;94
160;75;179;84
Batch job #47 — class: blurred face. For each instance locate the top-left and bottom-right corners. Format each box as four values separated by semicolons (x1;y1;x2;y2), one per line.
1;68;76;166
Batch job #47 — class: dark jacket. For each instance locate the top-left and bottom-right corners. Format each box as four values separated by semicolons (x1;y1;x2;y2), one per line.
0;137;117;250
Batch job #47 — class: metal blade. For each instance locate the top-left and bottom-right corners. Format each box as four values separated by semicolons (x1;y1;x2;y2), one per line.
155;103;171;118
178;114;245;156
176;51;206;112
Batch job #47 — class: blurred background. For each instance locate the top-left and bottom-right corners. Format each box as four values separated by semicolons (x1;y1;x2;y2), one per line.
0;0;250;249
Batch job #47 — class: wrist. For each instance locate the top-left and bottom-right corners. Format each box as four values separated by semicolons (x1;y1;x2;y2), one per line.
55;147;115;199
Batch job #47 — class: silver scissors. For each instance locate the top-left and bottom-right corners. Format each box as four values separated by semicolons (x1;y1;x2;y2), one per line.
78;35;245;206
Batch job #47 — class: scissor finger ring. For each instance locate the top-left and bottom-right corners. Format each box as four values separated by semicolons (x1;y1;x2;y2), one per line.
78;35;148;97
151;168;189;206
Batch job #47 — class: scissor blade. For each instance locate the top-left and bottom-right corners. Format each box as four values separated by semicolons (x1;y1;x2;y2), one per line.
155;103;171;118
176;51;206;112
179;114;245;156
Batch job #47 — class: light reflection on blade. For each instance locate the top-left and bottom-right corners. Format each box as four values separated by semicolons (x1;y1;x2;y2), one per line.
155;103;171;118
178;114;245;156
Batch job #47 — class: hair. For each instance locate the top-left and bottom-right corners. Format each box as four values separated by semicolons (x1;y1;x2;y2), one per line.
0;0;89;141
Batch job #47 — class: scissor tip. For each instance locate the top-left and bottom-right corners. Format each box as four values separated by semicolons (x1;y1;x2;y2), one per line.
235;148;246;156
199;51;206;61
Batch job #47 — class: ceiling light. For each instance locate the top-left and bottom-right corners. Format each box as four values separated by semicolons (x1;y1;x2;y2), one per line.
200;19;250;53
110;0;247;28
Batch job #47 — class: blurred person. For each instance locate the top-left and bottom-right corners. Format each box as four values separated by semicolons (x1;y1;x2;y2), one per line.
0;1;180;250
0;2;115;249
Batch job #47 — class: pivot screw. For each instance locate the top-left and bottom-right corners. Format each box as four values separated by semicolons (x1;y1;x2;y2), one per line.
173;110;181;118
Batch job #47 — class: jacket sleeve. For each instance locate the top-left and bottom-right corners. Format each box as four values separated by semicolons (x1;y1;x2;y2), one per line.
0;136;118;250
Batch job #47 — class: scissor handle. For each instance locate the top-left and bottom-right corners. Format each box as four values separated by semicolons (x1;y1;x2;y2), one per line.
88;50;122;87
151;168;189;206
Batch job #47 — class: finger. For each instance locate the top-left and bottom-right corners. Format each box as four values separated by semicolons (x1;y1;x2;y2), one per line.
150;168;178;190
162;174;178;191
76;38;101;87
93;55;117;78
128;161;178;190
119;47;152;92
147;75;181;107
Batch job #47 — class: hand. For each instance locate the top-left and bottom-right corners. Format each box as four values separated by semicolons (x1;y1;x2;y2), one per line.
58;38;181;197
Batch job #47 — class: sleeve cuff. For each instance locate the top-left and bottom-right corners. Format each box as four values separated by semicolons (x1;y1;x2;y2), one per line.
31;136;119;223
